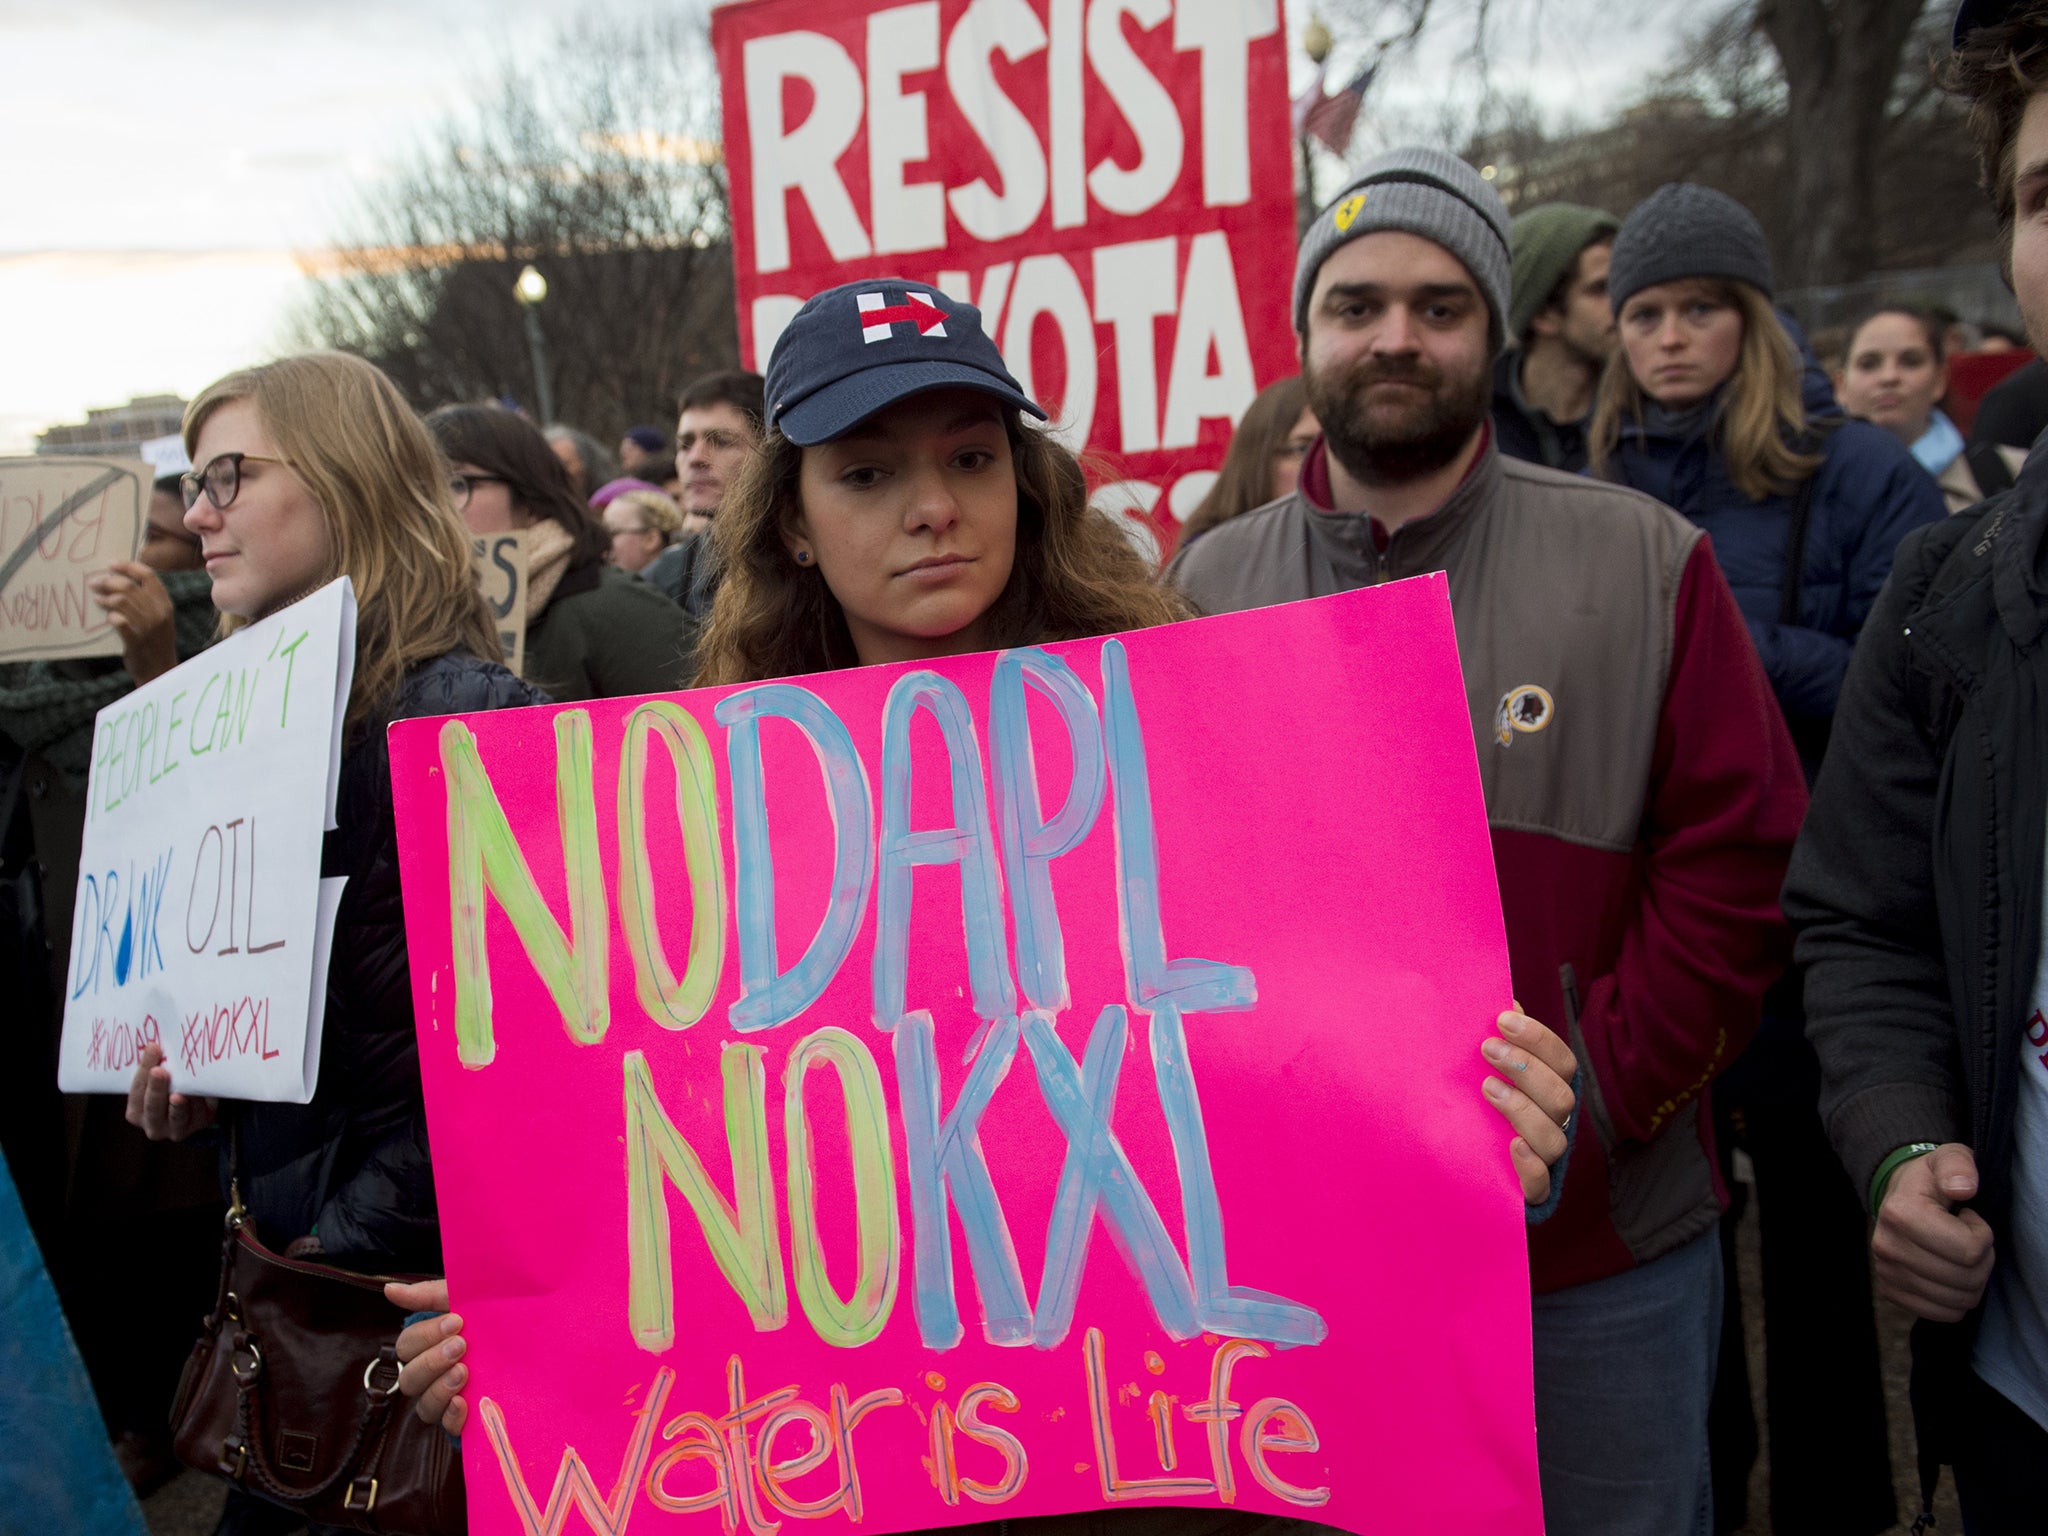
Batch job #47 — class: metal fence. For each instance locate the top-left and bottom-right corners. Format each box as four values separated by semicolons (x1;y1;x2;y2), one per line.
1780;262;2022;338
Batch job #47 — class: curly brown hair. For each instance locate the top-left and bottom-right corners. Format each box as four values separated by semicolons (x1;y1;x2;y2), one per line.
691;413;1190;686
1948;5;2048;279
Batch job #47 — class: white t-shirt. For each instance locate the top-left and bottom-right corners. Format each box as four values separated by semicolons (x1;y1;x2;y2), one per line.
1972;934;2048;1432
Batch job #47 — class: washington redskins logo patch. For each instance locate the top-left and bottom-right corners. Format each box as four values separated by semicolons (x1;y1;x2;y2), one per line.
1494;684;1554;746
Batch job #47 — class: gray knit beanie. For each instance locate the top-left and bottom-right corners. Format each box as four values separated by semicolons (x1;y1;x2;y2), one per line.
1293;146;1514;351
1607;184;1773;314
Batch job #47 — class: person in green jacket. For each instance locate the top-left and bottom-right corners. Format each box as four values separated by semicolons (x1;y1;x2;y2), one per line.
426;406;694;702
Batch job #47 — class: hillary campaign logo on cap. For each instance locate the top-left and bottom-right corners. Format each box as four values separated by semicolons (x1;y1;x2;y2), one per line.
765;278;1046;446
857;290;948;343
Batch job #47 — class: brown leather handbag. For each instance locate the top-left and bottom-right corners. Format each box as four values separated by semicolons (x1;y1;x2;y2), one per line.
169;1176;466;1534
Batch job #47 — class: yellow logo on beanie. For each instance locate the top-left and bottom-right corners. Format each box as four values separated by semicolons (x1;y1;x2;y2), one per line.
1333;192;1367;231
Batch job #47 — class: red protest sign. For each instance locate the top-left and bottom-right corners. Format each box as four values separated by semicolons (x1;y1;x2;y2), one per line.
712;0;1300;548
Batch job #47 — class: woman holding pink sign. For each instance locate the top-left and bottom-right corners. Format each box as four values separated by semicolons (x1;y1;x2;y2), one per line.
388;282;1580;1465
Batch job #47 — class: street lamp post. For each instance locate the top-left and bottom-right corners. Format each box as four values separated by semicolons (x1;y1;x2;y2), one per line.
513;264;554;426
1298;16;1332;236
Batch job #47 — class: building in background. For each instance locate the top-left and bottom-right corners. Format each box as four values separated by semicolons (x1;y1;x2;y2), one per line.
35;395;186;457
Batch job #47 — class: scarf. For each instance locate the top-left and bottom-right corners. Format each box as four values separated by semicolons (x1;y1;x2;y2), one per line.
522;518;578;616
1640;394;1720;443
0;568;218;784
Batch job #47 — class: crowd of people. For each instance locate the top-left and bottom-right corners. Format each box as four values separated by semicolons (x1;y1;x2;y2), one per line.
4;0;2048;1532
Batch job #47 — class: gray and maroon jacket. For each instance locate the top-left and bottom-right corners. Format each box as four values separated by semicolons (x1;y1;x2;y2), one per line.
1170;436;1808;1293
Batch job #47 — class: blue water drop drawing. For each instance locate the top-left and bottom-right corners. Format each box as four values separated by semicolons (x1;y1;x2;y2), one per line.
115;906;134;986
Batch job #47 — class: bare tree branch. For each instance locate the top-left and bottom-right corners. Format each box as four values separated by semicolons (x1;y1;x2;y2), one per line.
290;8;738;439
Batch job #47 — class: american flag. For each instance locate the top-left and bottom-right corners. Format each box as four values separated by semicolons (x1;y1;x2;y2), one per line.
1293;60;1378;156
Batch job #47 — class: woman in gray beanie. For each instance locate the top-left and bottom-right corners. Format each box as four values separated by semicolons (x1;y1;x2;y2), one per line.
1591;182;1946;1536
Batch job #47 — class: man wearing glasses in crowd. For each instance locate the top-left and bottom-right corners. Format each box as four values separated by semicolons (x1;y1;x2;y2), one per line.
642;371;765;641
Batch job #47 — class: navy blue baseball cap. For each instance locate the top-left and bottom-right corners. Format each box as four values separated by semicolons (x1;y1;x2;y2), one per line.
764;279;1046;446
1955;0;2026;46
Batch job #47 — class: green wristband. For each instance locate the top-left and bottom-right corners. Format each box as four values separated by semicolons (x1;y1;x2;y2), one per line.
1869;1142;1941;1218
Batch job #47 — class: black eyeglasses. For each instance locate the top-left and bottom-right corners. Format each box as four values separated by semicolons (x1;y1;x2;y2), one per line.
180;451;289;511
449;473;511;510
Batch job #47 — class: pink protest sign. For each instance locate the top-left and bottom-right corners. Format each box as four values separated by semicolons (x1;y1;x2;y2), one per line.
387;576;1541;1536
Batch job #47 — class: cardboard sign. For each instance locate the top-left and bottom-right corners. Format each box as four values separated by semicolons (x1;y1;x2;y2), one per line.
473;532;530;678
0;456;148;662
57;580;357;1104
711;0;1299;543
387;577;1542;1536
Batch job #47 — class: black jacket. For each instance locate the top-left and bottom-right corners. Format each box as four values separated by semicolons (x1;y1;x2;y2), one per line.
231;650;546;1270
641;531;720;666
1784;471;2044;1235
1782;452;2048;1462
1489;350;1593;474
1968;356;2048;455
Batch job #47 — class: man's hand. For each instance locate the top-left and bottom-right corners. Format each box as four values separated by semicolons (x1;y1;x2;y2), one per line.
1482;1005;1578;1205
1873;1143;1995;1322
124;1043;219;1141
87;561;179;686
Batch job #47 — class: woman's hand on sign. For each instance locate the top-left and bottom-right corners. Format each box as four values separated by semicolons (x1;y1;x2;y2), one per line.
1482;1005;1577;1206
87;561;179;687
124;1043;219;1141
388;1278;469;1434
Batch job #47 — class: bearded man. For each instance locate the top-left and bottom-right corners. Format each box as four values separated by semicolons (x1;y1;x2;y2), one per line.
1170;147;1809;1534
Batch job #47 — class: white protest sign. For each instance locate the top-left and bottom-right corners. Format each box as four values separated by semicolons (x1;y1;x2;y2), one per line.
138;434;191;476
471;531;528;677
0;456;148;662
58;578;357;1104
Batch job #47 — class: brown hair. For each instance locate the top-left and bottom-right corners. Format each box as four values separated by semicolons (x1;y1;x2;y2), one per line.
183;352;501;738
678;370;767;434
1843;303;1948;365
425;405;609;571
692;414;1190;686
1947;6;2048;281
1177;376;1311;543
1589;279;1824;503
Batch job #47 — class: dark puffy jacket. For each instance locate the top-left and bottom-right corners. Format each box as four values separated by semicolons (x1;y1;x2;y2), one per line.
231;650;546;1271
641;531;720;668
1603;353;1946;755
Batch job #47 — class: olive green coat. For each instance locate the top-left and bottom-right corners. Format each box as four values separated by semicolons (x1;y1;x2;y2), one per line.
522;562;692;703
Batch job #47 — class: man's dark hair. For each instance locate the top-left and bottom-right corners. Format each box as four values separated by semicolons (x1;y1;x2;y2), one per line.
678;370;766;434
638;450;677;484
1538;232;1615;328
1947;7;2048;274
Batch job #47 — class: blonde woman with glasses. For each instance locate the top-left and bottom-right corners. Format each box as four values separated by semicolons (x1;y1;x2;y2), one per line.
124;355;546;1533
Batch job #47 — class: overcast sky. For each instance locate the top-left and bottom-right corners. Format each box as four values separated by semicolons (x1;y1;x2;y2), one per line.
0;0;1674;453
